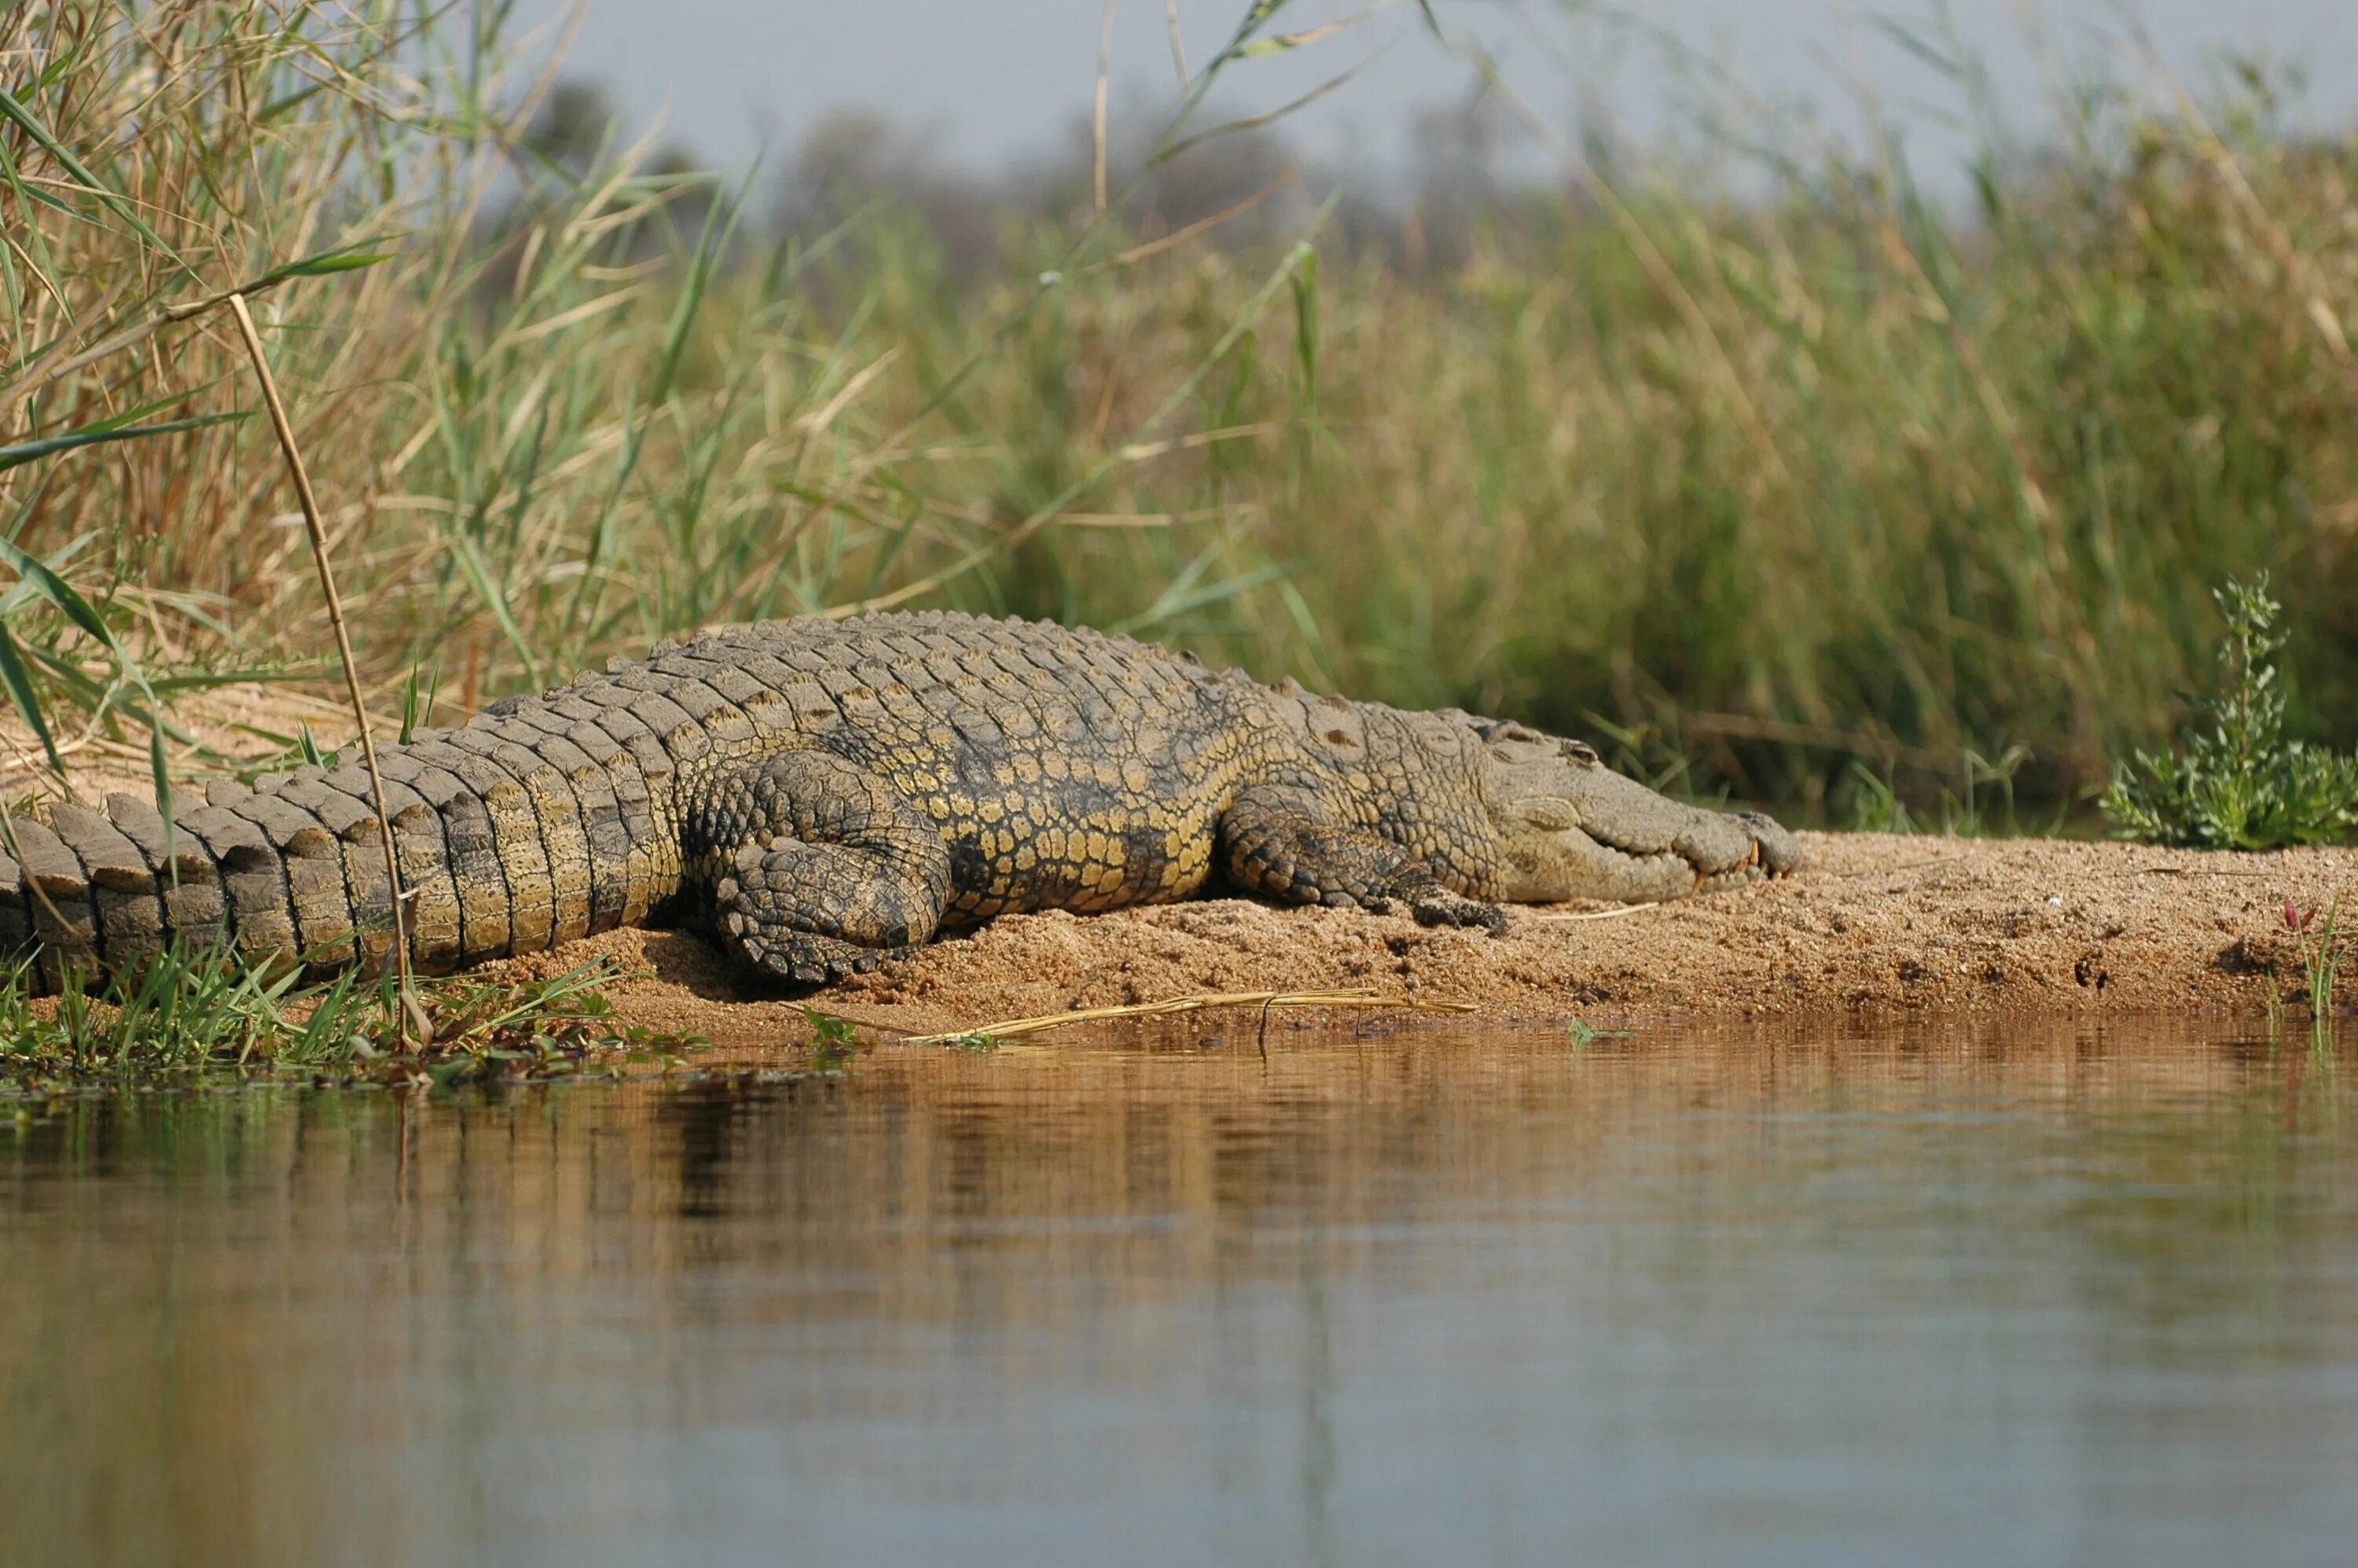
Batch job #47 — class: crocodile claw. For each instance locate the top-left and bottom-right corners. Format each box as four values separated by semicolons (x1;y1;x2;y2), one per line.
1411;889;1511;934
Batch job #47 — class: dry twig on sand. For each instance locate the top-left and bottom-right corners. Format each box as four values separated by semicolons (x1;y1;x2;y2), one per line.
898;987;1477;1048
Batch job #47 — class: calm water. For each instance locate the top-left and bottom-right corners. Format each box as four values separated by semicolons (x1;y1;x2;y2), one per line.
6;1019;2358;1567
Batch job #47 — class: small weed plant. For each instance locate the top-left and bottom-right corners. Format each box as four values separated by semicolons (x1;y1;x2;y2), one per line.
2103;577;2358;850
1565;1019;1635;1049
2285;898;2347;1052
801;1008;872;1072
1838;746;2033;837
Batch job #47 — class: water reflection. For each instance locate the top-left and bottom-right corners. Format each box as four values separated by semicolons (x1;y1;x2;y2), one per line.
5;1018;2357;1566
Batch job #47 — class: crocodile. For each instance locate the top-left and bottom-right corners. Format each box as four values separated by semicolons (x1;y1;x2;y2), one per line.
0;611;1802;990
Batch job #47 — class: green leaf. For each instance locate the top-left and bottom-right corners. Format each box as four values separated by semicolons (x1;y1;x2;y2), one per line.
12;181;94;222
444;527;542;689
0;622;60;772
0;411;249;475
255;83;329;123
255;244;395;285
148;725;176;867
0;534;116;650
651;180;748;406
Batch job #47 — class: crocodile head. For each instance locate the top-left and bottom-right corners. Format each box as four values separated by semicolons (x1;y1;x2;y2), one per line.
1467;718;1804;903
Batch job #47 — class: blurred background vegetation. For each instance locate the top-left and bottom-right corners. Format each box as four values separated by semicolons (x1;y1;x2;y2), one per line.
5;0;2358;827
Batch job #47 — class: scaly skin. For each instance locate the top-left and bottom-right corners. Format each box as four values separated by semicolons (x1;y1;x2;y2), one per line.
0;611;1802;990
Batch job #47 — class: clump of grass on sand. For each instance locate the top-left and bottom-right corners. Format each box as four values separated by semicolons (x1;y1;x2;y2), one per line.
0;949;693;1095
2279;898;2351;1053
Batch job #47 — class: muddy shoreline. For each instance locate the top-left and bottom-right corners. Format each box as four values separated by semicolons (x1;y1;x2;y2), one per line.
473;832;2355;1048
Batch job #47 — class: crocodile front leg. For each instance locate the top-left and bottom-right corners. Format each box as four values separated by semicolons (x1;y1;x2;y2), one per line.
686;749;952;984
1218;784;1507;933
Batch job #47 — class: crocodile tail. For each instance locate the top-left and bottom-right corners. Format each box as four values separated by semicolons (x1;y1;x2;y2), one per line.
0;760;472;994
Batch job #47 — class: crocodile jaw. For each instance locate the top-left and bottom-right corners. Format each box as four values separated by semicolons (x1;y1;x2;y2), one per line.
1477;725;1804;904
1493;814;1798;903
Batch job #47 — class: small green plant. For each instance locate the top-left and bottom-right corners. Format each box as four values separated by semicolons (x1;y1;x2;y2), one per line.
801;1008;870;1071
940;1031;1002;1053
2284;898;2346;1052
2103;576;2358;850
399;665;440;746
1837;761;1915;835
1837;747;2030;836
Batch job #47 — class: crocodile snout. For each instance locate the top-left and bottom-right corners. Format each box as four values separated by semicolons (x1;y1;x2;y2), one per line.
1687;810;1805;891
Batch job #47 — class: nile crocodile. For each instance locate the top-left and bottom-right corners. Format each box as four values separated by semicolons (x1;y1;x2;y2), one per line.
0;611;1801;990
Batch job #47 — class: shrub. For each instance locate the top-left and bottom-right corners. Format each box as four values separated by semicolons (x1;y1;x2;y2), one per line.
2102;575;2358;849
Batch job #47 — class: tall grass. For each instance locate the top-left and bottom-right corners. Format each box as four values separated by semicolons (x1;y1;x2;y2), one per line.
5;0;2358;826
0;0;1332;772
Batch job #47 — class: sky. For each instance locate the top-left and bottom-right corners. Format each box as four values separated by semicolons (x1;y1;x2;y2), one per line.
502;0;2358;188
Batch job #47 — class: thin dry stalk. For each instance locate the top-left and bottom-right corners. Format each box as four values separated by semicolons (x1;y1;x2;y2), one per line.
1093;0;1118;215
1162;0;1188;86
0;269;299;422
224;292;427;1048
1076;171;1295;277
898;986;1478;1046
1531;902;1662;923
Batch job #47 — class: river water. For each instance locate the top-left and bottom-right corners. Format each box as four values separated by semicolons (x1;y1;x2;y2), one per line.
6;1018;2356;1566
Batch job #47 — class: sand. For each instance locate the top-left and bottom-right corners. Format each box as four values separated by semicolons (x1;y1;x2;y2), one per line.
475;832;2357;1049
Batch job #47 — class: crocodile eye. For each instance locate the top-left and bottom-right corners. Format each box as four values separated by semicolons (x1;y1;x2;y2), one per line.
1563;740;1600;766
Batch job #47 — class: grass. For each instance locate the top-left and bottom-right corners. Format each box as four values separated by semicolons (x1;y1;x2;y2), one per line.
0;946;697;1095
2285;898;2349;1052
7;2;2358;1067
6;4;2358;809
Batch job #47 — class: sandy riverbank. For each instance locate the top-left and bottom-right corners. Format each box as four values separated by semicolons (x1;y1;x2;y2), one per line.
476;832;2355;1048
17;690;2349;1051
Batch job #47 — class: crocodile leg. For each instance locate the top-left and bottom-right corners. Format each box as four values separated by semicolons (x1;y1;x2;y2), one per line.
688;749;953;984
1218;784;1507;933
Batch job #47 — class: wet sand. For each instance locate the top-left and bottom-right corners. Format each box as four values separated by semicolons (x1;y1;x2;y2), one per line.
479;832;2356;1048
